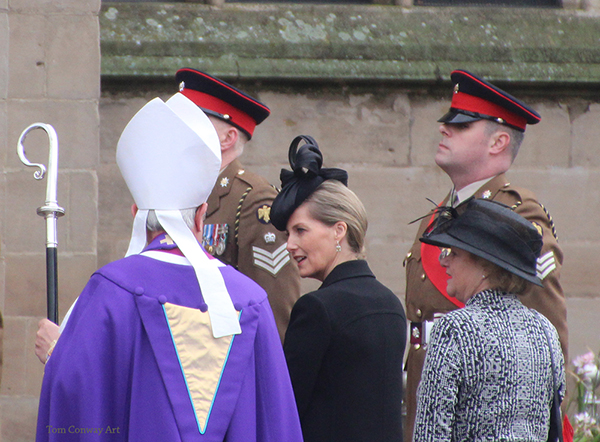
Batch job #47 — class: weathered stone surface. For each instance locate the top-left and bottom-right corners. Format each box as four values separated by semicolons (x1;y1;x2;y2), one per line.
97;163;134;267
9;0;100;14
0;101;6;169
47;15;101;100
0;13;7;99
0;396;39;442
7;14;47;100
7;99;99;170
100;3;600;83
517;102;571;168
0;317;44;397
508;168;600;243
572;103;600;167
254;91;410;167
567;297;600;361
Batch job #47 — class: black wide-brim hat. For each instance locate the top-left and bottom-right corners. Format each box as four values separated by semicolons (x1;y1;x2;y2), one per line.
420;198;544;286
270;135;348;231
438;69;541;132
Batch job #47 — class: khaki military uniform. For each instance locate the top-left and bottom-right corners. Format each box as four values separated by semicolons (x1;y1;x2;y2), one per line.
204;159;300;341
404;173;567;441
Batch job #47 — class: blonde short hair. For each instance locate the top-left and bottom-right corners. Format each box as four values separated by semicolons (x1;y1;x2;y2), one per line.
305;180;368;255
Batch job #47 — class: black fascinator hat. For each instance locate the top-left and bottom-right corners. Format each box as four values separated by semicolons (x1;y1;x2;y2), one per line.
270;135;348;231
420;198;544;286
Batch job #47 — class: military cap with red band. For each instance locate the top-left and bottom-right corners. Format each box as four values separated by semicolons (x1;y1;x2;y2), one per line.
438;69;541;132
176;68;270;139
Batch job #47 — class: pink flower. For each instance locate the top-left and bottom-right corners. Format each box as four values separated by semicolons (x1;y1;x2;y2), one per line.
573;351;600;388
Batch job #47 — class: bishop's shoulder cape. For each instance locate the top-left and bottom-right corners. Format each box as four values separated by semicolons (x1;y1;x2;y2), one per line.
36;235;303;442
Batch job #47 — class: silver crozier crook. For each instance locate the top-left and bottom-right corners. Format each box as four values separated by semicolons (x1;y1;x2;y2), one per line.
17;123;65;324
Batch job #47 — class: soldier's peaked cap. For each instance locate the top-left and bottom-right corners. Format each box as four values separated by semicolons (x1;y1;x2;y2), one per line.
176;68;270;139
438;69;541;132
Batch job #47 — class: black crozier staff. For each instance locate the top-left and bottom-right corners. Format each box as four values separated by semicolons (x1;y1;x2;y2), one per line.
17;123;65;324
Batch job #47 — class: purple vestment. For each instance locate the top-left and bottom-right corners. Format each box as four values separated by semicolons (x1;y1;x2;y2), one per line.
36;235;303;442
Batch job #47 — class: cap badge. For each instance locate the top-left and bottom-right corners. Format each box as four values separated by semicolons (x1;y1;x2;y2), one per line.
454;83;459;94
220;177;229;188
179;81;185;92
257;205;272;224
264;232;276;244
482;190;492;199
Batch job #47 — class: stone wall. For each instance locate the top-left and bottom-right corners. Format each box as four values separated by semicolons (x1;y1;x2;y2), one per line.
0;0;100;439
2;0;600;439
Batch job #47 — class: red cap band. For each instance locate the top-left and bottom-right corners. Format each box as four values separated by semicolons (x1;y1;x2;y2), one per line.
180;88;257;137
451;91;527;130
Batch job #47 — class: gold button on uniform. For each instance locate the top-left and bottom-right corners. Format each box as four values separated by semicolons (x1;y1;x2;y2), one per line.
416;309;422;318
403;251;412;267
421;273;426;281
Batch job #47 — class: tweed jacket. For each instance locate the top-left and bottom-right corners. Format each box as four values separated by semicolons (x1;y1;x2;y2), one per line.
284;259;407;442
205;159;300;341
414;289;565;442
404;173;567;441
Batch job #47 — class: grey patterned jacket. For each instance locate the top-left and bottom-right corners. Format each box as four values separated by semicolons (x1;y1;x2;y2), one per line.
414;289;565;442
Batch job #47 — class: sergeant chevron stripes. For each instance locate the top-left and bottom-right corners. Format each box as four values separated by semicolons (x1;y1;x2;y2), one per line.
252;243;290;276
536;251;556;280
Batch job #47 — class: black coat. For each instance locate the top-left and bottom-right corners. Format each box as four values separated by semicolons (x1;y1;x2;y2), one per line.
283;259;407;442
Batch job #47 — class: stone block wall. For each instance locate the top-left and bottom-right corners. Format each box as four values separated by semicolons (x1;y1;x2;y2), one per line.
0;0;100;439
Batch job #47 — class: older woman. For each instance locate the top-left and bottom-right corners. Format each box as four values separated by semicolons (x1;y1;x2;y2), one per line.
270;135;407;442
414;198;565;442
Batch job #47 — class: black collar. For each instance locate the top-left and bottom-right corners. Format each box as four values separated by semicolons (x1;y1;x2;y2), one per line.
320;259;374;289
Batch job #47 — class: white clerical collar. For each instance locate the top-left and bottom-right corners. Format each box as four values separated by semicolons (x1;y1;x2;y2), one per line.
453;177;494;207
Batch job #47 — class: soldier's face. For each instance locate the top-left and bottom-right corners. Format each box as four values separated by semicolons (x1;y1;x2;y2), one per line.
435;120;491;180
285;203;340;282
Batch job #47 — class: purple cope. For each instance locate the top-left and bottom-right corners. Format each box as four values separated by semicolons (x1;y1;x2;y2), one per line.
36;235;303;442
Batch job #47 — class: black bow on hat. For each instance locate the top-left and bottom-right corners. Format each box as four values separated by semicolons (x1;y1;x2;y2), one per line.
270;135;348;231
420;198;544;286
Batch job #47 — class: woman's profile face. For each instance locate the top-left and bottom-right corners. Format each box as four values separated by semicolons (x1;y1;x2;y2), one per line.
286;203;339;282
439;247;489;303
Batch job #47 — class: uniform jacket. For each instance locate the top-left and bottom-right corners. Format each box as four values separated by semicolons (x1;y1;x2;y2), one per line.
414;289;565;442
205;159;300;341
404;173;567;441
283;259;407;442
36;235;303;442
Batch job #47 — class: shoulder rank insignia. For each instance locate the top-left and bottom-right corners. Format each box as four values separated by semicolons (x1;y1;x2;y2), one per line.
481;189;492;199
220;177;229;188
202;223;228;256
257;205;272;224
537;251;557;280
252;244;290;276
